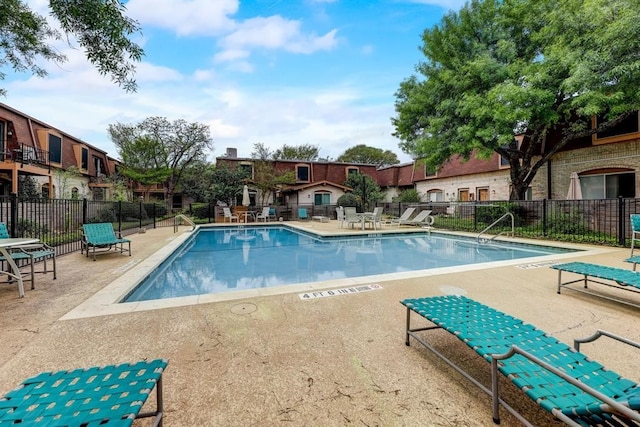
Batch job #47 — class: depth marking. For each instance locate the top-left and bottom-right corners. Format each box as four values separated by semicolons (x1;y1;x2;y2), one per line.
299;284;383;300
516;260;560;270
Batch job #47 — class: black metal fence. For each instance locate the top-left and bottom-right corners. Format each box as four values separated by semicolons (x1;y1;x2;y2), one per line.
2;195;639;257
0;195;173;256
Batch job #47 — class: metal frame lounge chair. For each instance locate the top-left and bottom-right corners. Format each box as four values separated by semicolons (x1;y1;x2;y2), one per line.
0;222;56;293
552;261;640;309
402;295;640;426
395;209;433;227
389;207;416;227
0;359;168;426
81;223;132;261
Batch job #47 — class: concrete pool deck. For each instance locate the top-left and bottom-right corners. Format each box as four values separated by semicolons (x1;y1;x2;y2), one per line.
0;221;638;426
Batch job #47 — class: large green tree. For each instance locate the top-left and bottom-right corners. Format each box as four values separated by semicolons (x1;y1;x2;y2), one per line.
273;143;320;161
393;0;640;200
336;144;400;167
108;117;213;202
1;0;143;94
344;173;383;212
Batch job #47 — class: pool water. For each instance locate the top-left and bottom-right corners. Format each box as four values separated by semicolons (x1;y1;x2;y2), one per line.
122;226;576;302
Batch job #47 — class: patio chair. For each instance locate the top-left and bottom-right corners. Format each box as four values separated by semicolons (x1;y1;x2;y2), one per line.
362;207;383;230
403;295;640;426
336;206;345;228
388;207;416;227
396;209;433;227
0;359;168;426
552;261;640;309
81;223;132;261
630;214;640;256
298;207;309;221
0;222;56;291
343;207;362;229
255;207;271;222
223;207;239;223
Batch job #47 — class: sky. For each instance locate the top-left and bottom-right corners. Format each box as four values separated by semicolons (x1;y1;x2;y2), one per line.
4;0;465;163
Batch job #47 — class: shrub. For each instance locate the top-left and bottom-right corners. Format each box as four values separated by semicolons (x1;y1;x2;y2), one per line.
337;193;358;207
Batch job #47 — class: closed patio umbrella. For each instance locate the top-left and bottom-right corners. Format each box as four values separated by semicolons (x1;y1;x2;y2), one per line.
242;185;250;207
566;172;583;200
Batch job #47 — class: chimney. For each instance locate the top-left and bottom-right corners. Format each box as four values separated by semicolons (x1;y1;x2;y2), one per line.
226;147;238;158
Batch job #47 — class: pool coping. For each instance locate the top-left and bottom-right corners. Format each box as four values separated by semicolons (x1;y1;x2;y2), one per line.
60;224;616;320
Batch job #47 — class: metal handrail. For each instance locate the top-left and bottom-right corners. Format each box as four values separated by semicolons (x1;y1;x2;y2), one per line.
477;212;514;243
173;214;196;232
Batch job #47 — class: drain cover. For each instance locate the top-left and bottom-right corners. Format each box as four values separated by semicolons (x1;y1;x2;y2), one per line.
230;303;257;314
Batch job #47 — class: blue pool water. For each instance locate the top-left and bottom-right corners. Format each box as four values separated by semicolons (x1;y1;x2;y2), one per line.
123;226;576;302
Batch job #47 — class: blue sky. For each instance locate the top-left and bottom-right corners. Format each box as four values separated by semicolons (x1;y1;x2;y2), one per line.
5;0;464;163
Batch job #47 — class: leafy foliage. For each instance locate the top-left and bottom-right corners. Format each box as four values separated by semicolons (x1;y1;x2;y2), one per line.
209;163;250;206
336;144;400;167
393;0;640;200
393;188;421;203
251;160;295;206
273;143;320;161
108;117;213;202
344;173;383;211
18;175;41;201
1;0;143;94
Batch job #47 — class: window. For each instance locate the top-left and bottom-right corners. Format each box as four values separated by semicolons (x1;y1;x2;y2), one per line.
458;189;469;201
94;156;105;176
314;192;331;205
425;166;437;178
296;165;310;182
81;148;88;170
71;187;79;199
346;167;359;178
580;172;635;199
93;187;106;201
41;184;49;199
48;134;62;164
239;163;253;179
427;190;443;202
595;112;639;140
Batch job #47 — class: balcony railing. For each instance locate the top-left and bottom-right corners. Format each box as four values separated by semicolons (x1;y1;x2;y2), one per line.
1;143;51;170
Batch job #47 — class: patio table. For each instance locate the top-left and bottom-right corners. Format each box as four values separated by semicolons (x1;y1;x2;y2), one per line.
0;238;40;298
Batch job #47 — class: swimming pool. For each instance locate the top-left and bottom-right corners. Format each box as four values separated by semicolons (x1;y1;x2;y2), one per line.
122;225;577;302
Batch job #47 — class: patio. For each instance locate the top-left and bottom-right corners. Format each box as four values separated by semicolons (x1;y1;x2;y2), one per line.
0;222;638;426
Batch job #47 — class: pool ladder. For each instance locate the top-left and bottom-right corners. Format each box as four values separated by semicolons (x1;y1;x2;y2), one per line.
174;214;196;232
476;212;514;243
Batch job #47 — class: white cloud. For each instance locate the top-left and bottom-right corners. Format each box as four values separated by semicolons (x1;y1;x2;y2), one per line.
217;15;338;60
126;0;239;36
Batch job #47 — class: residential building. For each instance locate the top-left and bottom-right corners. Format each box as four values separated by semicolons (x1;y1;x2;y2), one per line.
0;103;118;199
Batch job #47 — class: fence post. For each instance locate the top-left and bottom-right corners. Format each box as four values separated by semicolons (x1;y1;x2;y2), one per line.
542;199;547;237
9;193;17;237
153;204;157;229
139;200;143;231
117;200;123;233
82;198;88;225
619;196;626;246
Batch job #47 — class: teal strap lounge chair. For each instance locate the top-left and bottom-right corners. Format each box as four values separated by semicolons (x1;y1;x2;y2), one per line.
624;255;640;271
0;359;168;426
402;295;640;426
552;261;640;309
81;223;132;261
298;208;308;221
630;214;640;256
0;222;56;292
